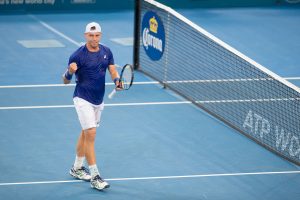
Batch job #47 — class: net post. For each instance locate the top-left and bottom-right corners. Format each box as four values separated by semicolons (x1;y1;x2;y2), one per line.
133;0;141;70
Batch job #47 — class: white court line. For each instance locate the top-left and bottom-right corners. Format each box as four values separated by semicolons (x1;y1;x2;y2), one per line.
1;97;300;110
196;97;300;104
0;77;299;89
0;101;191;110
27;15;123;69
1;90;298;108
0;81;159;89
285;77;300;80
0;84;76;89
0;170;299;186
28;14;81;47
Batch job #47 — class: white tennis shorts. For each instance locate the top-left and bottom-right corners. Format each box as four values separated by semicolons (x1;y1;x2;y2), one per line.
73;97;104;130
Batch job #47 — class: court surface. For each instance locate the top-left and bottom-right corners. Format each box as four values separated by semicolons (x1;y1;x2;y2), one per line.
0;5;300;200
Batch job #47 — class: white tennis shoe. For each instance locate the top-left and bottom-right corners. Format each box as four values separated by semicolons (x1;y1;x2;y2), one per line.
69;166;91;181
90;175;110;191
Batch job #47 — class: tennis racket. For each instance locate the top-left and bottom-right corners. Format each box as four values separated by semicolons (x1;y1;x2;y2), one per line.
108;64;134;99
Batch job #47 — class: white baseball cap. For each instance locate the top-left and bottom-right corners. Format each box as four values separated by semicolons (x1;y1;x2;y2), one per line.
85;22;101;33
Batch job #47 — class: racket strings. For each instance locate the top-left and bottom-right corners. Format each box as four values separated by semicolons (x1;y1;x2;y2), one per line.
120;66;133;89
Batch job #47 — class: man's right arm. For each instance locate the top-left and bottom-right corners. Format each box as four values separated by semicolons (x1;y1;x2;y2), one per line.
62;62;78;84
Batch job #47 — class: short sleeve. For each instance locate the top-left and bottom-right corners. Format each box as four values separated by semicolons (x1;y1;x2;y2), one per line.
108;49;114;65
68;53;79;67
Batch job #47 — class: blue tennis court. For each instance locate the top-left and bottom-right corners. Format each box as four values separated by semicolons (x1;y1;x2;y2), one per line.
0;1;300;199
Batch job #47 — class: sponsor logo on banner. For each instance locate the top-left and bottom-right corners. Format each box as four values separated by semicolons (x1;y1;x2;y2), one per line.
141;11;165;61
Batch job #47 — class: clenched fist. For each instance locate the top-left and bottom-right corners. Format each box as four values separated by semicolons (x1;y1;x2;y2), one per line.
69;62;78;74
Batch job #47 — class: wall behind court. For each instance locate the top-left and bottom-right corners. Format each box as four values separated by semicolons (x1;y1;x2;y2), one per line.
0;0;135;12
0;0;298;13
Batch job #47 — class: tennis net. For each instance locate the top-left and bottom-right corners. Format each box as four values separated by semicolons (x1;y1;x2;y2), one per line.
134;0;300;165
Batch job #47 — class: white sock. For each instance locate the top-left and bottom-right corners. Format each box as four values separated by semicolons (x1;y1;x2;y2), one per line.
89;164;100;178
74;156;85;170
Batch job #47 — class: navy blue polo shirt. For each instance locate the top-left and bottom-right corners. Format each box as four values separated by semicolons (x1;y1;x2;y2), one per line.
68;44;114;105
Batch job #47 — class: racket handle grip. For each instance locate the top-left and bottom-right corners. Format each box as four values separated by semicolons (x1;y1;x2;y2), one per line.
108;89;116;99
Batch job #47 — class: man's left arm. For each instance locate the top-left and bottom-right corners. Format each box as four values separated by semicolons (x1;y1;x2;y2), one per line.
108;65;122;89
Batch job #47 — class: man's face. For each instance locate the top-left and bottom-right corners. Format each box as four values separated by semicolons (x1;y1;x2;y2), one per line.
85;32;101;49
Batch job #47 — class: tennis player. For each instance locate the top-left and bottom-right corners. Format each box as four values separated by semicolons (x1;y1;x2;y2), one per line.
62;22;122;191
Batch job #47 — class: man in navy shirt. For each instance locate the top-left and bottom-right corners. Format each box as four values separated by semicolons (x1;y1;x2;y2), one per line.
63;22;121;191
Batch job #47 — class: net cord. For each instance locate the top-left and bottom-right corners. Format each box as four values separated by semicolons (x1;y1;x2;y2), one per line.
144;0;300;94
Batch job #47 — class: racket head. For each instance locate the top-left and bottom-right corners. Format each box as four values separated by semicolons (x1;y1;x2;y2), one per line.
119;64;134;90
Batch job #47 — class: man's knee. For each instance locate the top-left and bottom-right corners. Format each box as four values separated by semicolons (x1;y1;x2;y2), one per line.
84;128;96;142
